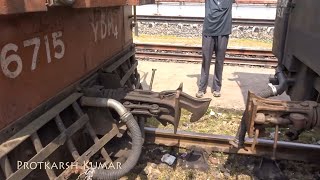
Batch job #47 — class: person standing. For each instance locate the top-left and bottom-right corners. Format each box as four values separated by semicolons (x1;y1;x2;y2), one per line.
196;0;236;98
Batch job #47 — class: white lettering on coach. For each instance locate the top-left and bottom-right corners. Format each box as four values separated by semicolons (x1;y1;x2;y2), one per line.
276;0;289;18
0;31;65;79
91;10;118;43
23;37;41;71
1;43;23;78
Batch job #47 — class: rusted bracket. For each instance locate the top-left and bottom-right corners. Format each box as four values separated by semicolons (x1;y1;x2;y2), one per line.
245;91;320;140
0;0;155;15
123;83;211;133
81;83;211;133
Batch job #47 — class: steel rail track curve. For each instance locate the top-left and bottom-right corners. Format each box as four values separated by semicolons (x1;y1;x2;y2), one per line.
135;43;277;67
144;127;320;163
136;15;275;26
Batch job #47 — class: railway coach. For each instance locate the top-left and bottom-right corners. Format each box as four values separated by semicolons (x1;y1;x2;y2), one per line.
0;1;210;179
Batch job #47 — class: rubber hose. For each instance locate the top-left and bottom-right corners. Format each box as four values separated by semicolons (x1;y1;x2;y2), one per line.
275;66;287;95
92;113;142;180
257;87;275;99
80;97;142;180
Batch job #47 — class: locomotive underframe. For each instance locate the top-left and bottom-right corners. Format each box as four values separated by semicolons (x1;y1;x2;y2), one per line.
0;45;138;179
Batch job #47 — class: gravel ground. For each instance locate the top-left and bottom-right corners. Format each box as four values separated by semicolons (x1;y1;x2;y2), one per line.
121;145;320;180
137;108;320;180
136;22;274;41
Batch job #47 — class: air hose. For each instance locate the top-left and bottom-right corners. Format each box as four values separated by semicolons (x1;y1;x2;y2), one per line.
81;97;143;180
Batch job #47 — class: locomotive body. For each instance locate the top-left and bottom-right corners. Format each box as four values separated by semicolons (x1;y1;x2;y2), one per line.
237;0;320;149
0;2;145;179
0;5;133;131
273;0;320;101
0;1;211;179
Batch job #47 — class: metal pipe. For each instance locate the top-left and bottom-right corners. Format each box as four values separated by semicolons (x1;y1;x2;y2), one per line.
134;6;139;37
272;125;279;160
80;97;143;180
275;66;288;95
149;69;157;91
0;156;13;178
55;115;80;159
81;97;127;117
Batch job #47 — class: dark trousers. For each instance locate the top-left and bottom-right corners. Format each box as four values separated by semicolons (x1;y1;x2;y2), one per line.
198;35;229;92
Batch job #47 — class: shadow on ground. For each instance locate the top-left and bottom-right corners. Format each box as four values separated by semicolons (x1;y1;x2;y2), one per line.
187;71;284;103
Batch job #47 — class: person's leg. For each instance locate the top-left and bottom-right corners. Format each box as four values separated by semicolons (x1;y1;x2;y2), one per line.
212;35;229;96
197;35;215;97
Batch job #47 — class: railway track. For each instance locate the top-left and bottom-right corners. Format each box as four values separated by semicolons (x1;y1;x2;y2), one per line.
144;127;320;163
136;15;275;26
136;43;277;67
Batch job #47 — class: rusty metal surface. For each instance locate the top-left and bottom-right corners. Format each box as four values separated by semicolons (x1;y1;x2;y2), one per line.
82;84;211;133
30;132;57;179
74;0;155;8
0;7;131;131
55;103;119;180
124;85;211;133
0;93;82;158
56;124;119;179
0;92;121;179
127;86;210;126
144;127;320;163
7;114;89;180
0;45;133;145
72;0;127;8
0;0;154;15
0;0;47;15
245;91;320;139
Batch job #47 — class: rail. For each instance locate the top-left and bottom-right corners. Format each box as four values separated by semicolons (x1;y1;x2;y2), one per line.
135;43;277;67
144;127;320;163
136;15;275;26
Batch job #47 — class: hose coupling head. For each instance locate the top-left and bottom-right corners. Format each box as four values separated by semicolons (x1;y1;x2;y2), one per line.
120;112;134;123
268;83;278;96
